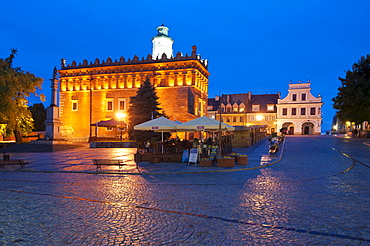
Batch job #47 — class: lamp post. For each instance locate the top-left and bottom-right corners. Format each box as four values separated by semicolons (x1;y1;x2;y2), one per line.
116;112;126;141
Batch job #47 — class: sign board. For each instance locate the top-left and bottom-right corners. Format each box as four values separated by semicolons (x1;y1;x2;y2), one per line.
197;126;205;130
151;126;159;130
188;148;199;164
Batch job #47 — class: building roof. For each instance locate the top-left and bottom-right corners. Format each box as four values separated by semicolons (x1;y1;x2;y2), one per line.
247;94;279;113
208;93;279;113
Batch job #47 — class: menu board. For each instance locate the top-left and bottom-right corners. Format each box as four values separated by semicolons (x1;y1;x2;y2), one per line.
188;148;199;164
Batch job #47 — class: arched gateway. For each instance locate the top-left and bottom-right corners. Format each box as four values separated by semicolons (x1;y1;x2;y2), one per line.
301;121;315;135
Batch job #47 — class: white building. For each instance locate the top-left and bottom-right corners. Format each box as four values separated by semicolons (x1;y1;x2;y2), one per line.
277;81;323;135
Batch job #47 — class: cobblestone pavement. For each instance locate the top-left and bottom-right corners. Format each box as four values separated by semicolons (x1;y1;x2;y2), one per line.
0;135;369;245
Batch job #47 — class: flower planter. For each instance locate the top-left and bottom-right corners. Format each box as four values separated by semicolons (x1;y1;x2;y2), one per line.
200;160;213;167
237;156;248;165
217;157;235;167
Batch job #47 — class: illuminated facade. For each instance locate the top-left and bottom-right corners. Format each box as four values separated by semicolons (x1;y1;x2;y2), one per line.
276;81;323;135
208;93;279;134
57;25;209;142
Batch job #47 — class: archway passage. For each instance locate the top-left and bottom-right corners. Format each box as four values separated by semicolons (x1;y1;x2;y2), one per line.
302;122;314;135
282;122;295;135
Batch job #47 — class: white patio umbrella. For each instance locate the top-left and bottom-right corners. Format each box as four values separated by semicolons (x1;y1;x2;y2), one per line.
134;117;181;153
176;116;235;131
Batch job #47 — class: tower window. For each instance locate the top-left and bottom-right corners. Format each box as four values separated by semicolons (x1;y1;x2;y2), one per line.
71;100;78;111
292;94;297;101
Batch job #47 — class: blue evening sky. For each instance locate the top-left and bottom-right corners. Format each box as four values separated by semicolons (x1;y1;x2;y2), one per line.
1;0;370;132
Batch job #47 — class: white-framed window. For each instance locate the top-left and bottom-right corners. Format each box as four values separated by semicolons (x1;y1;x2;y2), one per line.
267;105;274;111
106;127;113;131
106;99;114;111
265;116;269;121
71;100;78;111
282;108;288;115
252;105;259;111
118;98;126;111
302;93;306;101
310;107;316;115
301;108;306;115
292;108;297;115
292;94;297;101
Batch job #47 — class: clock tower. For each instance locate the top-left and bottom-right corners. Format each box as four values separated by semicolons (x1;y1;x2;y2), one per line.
152;24;174;59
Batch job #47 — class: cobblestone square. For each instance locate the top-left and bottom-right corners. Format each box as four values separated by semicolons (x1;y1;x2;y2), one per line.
0;135;369;245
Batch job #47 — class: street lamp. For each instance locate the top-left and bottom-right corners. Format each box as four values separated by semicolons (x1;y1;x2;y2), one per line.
116;112;126;141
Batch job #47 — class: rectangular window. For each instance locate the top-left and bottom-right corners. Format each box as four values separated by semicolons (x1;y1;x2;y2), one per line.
252;105;259;111
240;116;243;122
118;98;126;111
302;93;306;101
106;100;113;111
282;108;287;116
301;108;306;115
226;107;231;113
239;107;245;112
271;115;276;121
233;107;238;112
226;117;231;122
292;108;297;115
250;116;255;121
106;127;113;131
265;116;269;121
310;107;316;115
71;100;78;111
267;105;274;111
233;116;237;122
292;94;297;101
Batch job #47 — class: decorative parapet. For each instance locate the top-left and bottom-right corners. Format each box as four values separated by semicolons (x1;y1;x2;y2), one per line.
60;45;208;71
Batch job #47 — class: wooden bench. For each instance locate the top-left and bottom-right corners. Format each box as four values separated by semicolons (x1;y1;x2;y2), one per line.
93;159;126;171
1;159;28;169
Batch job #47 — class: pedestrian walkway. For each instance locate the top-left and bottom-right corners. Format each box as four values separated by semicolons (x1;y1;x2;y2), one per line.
0;138;284;174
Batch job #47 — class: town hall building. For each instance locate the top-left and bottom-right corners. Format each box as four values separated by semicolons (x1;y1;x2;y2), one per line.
50;24;209;142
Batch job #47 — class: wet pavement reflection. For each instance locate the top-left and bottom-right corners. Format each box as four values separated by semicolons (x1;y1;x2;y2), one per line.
0;135;369;245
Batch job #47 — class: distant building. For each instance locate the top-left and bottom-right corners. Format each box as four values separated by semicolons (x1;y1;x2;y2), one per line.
276;81;323;135
208;92;279;134
54;24;209;142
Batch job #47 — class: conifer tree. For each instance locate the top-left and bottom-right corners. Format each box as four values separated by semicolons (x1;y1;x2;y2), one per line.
0;49;44;141
332;54;370;125
128;76;162;141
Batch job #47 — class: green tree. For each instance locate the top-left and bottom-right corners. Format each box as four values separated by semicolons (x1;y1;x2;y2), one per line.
0;49;44;141
29;103;46;131
128;76;163;141
332;54;370;125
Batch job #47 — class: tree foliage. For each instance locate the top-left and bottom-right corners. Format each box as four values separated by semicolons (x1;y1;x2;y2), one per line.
128;77;163;141
29;103;46;131
0;49;44;140
332;54;370;124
